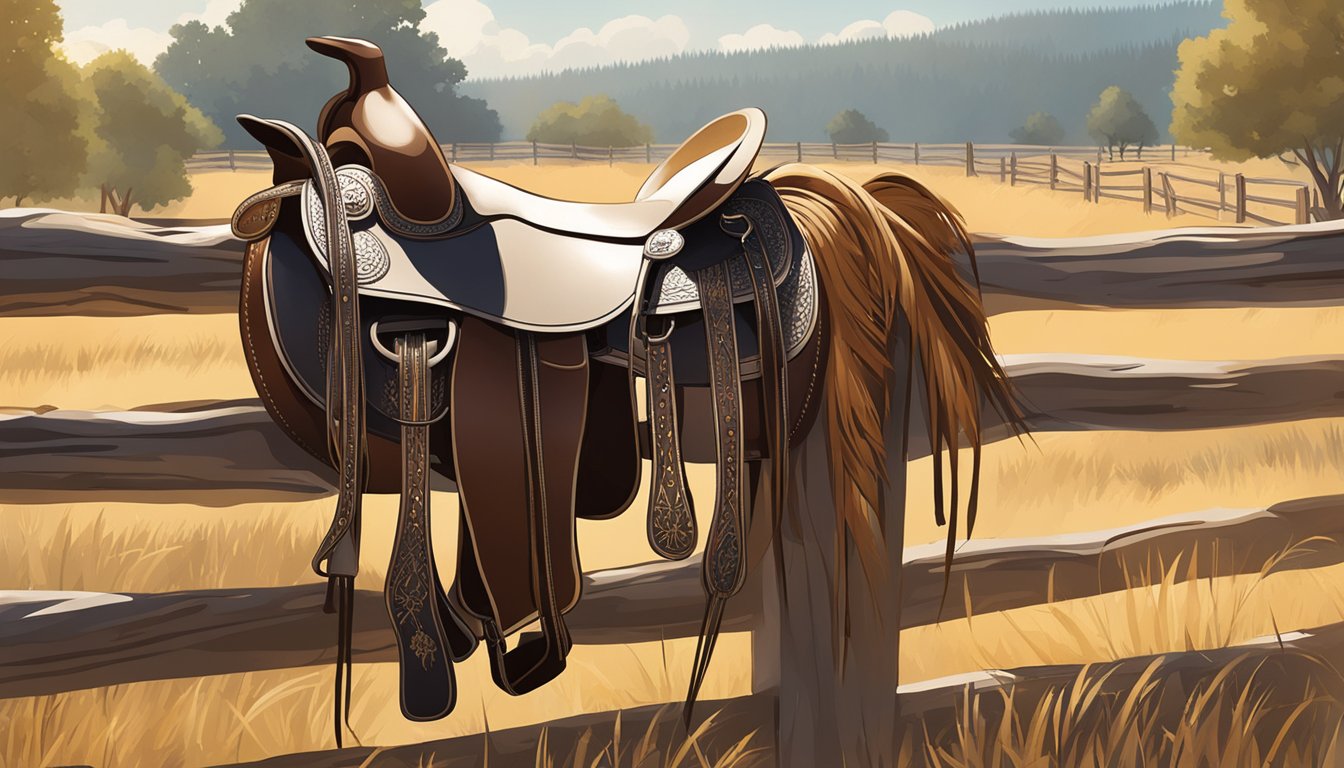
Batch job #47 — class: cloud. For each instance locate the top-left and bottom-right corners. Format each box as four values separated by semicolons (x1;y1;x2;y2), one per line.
718;23;805;53
61;18;174;66
422;0;689;78
819;10;935;45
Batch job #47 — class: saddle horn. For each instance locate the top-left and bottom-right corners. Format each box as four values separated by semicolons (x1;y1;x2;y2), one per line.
306;36;459;225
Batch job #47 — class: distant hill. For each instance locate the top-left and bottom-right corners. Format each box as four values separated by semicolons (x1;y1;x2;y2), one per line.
461;2;1226;144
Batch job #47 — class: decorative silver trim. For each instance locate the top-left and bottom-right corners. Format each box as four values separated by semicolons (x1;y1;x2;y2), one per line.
338;166;462;237
644;229;684;259
352;230;391;284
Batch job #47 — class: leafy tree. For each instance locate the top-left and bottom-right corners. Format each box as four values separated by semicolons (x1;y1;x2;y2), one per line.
1171;0;1344;220
155;0;500;147
1010;112;1066;145
82;52;222;215
0;0;88;206
526;96;653;147
1087;86;1158;160
826;109;889;144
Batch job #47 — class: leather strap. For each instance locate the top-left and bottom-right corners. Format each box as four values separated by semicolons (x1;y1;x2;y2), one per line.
684;256;748;723
385;332;458;721
255;121;365;747
644;324;697;560
486;330;573;694
726;214;789;538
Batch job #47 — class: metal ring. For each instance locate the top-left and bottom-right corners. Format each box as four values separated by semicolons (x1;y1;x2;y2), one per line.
639;316;677;344
370;318;458;367
719;212;755;244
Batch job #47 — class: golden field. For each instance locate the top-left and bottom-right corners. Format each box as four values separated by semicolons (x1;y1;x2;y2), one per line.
2;160;1342;765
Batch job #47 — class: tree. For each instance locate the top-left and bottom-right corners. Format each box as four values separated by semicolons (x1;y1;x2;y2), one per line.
81;52;223;216
526;96;653;147
1010;112;1065;145
155;0;500;147
1087;86;1158;161
1171;0;1344;220
826;109;889;144
0;0;88;206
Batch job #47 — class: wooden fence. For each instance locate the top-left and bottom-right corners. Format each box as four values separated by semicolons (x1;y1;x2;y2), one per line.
4;213;1344;765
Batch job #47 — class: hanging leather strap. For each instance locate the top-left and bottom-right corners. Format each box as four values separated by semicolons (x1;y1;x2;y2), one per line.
643;319;697;560
683;256;748;725
385;332;460;721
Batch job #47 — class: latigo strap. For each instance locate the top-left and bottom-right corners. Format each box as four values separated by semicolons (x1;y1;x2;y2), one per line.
386;332;458;721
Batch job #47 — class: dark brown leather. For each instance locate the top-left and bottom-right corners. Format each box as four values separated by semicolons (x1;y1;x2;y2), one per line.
307;37;458;225
644;329;696;560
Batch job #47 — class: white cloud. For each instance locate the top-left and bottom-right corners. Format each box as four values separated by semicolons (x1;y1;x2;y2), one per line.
423;0;689;78
718;23;805;53
62;18;174;66
819;10;935;45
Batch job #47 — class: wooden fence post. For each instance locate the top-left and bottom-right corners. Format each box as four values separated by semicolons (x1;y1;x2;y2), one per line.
1010;152;1018;186
1219;173;1227;217
1171;144;1176;162
1093;161;1102;202
1297;186;1311;224
1143;167;1153;213
228;150;236;172
913;143;920;165
1162;173;1177;217
965;142;976;176
571;142;577;160
999;157;1006;183
796;141;803;163
489;142;495;161
450;144;457;163
532;140;538;166
1083;161;1092;201
1235;174;1247;223
770;327;911;767
608;145;614;166
646;143;652;164
832;142;838;160
1050;154;1058;190
872;140;878;164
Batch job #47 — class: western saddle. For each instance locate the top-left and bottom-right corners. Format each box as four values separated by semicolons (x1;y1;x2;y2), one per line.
232;36;825;742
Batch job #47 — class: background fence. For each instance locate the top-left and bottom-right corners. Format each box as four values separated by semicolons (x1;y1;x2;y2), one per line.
190;141;1315;225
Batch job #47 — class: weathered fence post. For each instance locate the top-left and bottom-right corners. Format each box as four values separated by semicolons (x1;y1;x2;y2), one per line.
1049;154;1058;190
872;140;879;164
1143;167;1154;213
1219;173;1227;217
832;142;838;160
913;142;920;165
1297;186;1311;225
965;142;976;176
608;146;614;166
646;143;652;164
571;142;577;160
1093;161;1102;202
450;143;457;163
489;142;495;162
532;140;538;166
1162;172;1177;217
1083;161;1092;200
1235;174;1247;224
796;141;803;163
999;157;1007;183
767;325;911;767
1171;143;1177;162
1010;153;1018;186
228;150;236;172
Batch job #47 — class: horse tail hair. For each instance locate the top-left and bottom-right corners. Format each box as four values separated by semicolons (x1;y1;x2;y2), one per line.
765;165;1022;657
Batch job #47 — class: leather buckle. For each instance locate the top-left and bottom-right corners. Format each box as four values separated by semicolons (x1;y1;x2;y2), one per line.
370;317;457;367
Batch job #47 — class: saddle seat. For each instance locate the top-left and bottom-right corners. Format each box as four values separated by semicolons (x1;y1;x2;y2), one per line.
453;108;767;241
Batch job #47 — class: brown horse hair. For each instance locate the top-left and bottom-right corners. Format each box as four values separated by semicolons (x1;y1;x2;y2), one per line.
766;165;1023;661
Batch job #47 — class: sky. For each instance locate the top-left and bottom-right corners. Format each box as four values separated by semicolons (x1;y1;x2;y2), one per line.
54;0;1195;78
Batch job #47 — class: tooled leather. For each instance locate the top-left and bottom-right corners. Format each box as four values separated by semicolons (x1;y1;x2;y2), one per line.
385;333;454;718
645;336;696;560
694;260;747;597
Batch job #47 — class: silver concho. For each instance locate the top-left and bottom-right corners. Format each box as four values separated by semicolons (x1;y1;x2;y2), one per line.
353;230;390;284
339;172;374;220
644;228;684;259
